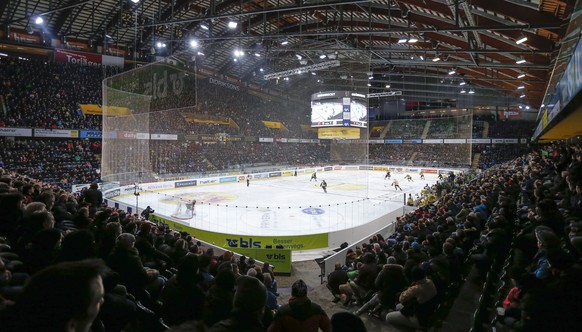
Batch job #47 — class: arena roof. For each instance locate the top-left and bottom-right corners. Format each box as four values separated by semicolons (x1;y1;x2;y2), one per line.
0;0;578;110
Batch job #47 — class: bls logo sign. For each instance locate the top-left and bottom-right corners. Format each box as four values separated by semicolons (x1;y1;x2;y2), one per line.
226;238;262;248
266;254;286;260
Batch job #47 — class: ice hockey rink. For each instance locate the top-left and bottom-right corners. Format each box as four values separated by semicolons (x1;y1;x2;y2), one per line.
113;170;442;236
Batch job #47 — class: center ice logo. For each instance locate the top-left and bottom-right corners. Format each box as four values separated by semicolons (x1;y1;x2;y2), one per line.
302;207;325;215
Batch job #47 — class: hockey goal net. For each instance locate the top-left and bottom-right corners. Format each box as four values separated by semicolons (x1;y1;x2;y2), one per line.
171;200;194;220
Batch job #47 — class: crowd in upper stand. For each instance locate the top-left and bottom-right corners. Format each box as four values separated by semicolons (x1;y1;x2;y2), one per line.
0;57;118;129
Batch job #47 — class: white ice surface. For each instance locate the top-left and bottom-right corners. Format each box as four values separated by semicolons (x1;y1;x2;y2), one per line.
113;171;440;236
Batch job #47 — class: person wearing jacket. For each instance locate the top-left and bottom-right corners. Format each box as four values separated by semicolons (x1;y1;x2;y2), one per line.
385;267;438;330
355;256;408;316
268;279;331;332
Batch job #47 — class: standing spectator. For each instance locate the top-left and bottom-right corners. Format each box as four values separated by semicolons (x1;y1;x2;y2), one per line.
79;182;102;217
268;279;331;332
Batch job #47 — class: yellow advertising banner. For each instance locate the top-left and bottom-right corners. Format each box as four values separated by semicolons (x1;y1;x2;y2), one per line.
262;121;289;131
80;104;130;116
149;214;329;251
230;248;292;275
318;127;361;139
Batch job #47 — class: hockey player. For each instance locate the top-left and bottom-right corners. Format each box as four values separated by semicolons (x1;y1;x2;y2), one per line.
320;180;328;193
310;172;318;182
186;199;196;217
392;179;402;191
419;171;425;180
246;175;251;187
438;173;444;180
404;174;413;182
384;170;391;180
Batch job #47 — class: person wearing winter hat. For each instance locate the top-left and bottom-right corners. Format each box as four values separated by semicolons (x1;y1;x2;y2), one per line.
209;275;267;332
268;279;331;332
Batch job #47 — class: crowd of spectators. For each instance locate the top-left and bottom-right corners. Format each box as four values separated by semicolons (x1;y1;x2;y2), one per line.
0;138;101;189
383;119;425;139
0;168;349;331
0;57;119;130
369;144;472;167
325;144;582;331
477;144;530;169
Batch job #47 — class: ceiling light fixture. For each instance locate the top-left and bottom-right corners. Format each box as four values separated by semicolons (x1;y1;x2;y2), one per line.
398;37;408;43
296;54;302;60
367;83;372;87
460;89;467;94
459;80;466;86
228;21;238;29
200;23;209;30
517;73;526;78
259;68;264;72
319;54;327;59
468;89;475;94
448;69;456;75
408;37;418;43
34;17;44;25
197;51;204;56
281;40;289;45
189;40;198;48
233;49;244;57
517;85;525;90
519;94;526;98
385;84;391;88
254;53;261;57
516;35;528;45
419;55;424;61
516;58;526;64
131;0;140;3
432;56;441;62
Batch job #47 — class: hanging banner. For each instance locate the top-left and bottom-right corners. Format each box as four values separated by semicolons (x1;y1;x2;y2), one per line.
55;48;102;67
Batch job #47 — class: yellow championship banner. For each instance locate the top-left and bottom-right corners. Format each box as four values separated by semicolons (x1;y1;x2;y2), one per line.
262;121;289;131
318;127;360;139
80;104;130;116
541;109;548;129
181;113;238;128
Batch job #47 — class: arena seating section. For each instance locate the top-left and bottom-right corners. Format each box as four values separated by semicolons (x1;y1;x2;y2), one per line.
2;58;579;332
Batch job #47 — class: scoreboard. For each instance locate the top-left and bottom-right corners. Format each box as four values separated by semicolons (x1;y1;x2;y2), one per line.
310;91;368;129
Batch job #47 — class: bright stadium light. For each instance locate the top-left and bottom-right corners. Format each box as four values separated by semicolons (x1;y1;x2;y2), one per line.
516;58;526;64
189;40;198;48
517;73;526;78
35;17;44;25
131;0;140;3
517;85;525;90
228;21;238;29
516;35;528;45
200;23;209;30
